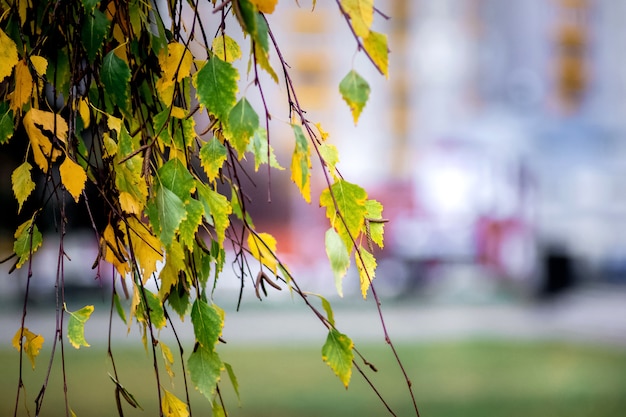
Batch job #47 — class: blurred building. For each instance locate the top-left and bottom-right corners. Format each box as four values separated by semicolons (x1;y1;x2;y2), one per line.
270;0;626;296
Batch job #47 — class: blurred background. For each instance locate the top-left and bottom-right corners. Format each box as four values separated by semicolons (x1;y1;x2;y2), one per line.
2;0;626;416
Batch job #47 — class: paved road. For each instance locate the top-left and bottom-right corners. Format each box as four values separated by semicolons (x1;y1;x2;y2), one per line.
2;284;626;349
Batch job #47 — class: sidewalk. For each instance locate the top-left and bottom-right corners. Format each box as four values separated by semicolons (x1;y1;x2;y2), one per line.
1;284;626;349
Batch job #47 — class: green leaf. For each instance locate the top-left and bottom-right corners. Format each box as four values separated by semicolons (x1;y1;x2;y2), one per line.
290;124;311;203
319;143;339;179
158;158;196;201
81;9;110;64
149;184;187;248
191;299;224;349
196;182;232;246
179;199;204;250
363;30;388;78
227;98;259;157
81;0;99;10
194;56;238;123
101;50;131;113
322;328;354;388
199;139;228;182
14;219;42;269
114;292;127;324
167;279;191;319
114;128;147;214
66;305;94;349
224;362;240;402
188;345;224;401
355;246;377;299
0;102;14;144
320;179;368;251
12;162;35;214
247;128;284;171
325;228;351;297
136;289;166;329
339;70;370;125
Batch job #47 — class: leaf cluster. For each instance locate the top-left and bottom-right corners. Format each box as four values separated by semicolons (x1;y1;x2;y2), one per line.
0;0;417;416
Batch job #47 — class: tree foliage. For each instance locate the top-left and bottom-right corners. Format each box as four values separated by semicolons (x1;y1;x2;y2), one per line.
0;0;419;416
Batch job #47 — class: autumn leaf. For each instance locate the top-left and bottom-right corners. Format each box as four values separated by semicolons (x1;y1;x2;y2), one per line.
101;222;130;277
212;35;242;63
290;124;311;203
194;56;238;123
23;109;68;172
179;198;204;249
339;70;370;124
355;246;376;298
189;345;224;401
364;199;385;249
12;327;44;369
160;340;176;378
11;60;33;112
325;228;351;297
322;328;354;388
60;157;87;203
157;42;193;106
363;30;388;78
250;0;278;14
12;162;36;213
226;97;259;157
161;389;189;417
0;28;18;82
127;216;163;282
29;56;48;78
14;218;43;269
247;232;278;273
340;0;373;38
66;304;94;349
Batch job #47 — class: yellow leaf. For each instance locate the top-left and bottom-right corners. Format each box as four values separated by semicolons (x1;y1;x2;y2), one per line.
212;35;242;63
157;42;193;106
0;29;18;82
60;157;87;203
315;122;329;142
11;60;32;112
162;389;189;417
12;162;36;213
247;232;278;274
127;216;164;283
160;341;175;379
30;55;48;77
12;327;44;370
101;223;130;277
158;240;185;301
23;109;68;172
340;0;373;38
119;191;143;215
250;0;278;14
363;30;388;78
355;246;377;299
78;98;91;128
161;42;193;82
